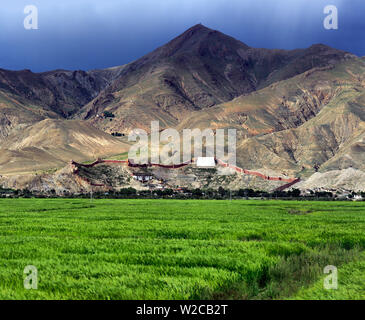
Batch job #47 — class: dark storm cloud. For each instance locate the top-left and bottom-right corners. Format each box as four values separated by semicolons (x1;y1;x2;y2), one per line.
0;0;363;72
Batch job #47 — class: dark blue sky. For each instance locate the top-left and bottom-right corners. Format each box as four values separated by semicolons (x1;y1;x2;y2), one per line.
0;0;364;72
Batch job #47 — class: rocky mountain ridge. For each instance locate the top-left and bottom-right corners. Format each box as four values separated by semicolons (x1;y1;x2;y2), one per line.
0;24;363;193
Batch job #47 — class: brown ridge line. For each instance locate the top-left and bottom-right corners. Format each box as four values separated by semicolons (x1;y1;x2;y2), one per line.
70;158;301;191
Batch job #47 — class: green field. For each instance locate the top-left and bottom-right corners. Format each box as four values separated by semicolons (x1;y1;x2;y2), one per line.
1;199;365;300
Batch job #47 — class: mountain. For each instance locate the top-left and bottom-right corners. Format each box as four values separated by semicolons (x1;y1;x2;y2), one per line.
0;24;363;192
180;57;365;179
0;67;126;116
0;119;129;175
75;24;354;133
0;66;125;141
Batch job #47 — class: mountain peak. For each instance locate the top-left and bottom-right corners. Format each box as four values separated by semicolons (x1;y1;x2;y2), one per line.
174;23;214;43
185;23;212;33
143;24;249;61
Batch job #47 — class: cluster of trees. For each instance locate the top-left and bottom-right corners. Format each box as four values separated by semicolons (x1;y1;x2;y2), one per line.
103;111;115;118
88;188;364;200
111;132;125;137
0;188;34;198
1;186;364;200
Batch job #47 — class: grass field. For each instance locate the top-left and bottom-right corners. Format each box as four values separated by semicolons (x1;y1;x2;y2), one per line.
0;199;365;300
